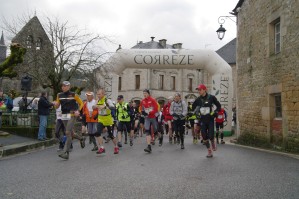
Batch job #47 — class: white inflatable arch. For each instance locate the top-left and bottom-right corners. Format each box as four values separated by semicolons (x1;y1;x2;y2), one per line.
101;49;233;132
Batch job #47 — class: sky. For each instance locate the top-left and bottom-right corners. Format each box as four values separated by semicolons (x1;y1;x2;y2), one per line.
0;0;238;52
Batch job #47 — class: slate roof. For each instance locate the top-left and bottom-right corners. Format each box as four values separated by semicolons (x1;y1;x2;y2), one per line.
216;38;236;64
131;39;175;49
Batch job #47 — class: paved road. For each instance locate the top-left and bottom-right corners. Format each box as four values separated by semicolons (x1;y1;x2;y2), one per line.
0;136;298;199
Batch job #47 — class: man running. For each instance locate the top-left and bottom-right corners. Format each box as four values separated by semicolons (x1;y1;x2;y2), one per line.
139;89;159;153
82;92;98;151
193;84;221;158
215;106;227;144
162;96;174;143
95;88;119;154
116;95;132;147
54;81;84;160
170;93;187;149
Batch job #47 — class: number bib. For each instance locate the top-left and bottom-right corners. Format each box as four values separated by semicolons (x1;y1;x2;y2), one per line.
218;115;223;119
61;114;71;120
99;109;108;116
200;107;210;115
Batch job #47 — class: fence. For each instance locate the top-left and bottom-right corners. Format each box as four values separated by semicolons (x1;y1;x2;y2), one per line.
1;110;56;128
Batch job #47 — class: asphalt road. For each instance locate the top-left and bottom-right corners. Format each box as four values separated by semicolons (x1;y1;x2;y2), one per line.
0;135;298;199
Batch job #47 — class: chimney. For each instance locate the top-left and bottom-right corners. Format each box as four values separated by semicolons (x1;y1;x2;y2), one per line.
139;41;143;44
150;36;155;41
116;44;122;51
177;43;182;49
159;39;167;48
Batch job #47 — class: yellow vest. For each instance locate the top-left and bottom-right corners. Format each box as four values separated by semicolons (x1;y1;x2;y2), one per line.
97;96;113;126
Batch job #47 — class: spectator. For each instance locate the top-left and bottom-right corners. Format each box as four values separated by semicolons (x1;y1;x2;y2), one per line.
4;94;13;112
37;92;54;141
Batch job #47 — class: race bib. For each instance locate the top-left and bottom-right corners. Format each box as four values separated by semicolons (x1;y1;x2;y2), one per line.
200;107;210;115
218;115;223;119
61;114;71;120
99;108;108;116
144;107;153;114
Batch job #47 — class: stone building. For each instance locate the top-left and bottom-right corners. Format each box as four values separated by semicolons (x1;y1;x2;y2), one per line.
234;0;299;152
2;16;53;94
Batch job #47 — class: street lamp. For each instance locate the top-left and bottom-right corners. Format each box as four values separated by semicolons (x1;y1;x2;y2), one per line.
216;16;236;40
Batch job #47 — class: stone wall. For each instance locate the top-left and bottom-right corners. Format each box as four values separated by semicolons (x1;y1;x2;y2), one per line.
236;0;299;152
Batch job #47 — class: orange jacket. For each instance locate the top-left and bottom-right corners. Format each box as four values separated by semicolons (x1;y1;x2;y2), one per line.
82;101;98;123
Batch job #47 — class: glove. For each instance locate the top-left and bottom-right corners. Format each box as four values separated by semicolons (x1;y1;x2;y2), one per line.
141;111;148;116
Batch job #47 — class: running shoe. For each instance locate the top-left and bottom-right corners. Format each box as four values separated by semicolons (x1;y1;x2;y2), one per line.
117;142;123;148
80;137;86;149
114;147;119;154
181;144;185;149
58;152;69;160
91;146;98;151
206;149;213;158
211;141;217;151
130;140;133;146
144;145;152;153
159;137;163;146
96;147;106;154
221;140;225;144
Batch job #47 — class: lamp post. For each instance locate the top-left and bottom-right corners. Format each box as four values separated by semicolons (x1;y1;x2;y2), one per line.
216;16;236;40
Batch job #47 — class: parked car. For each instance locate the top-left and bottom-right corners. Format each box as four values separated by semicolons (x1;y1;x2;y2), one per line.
12;97;39;112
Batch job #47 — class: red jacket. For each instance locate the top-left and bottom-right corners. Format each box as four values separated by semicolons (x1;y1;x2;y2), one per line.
139;96;158;118
162;102;173;121
215;108;227;123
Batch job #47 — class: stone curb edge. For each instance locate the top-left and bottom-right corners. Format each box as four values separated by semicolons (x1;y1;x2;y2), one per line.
0;139;57;159
226;140;299;160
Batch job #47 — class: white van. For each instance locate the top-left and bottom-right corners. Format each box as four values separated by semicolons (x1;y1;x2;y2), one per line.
12;97;39;112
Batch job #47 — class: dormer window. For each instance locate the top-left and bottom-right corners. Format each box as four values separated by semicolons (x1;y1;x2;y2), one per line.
26;35;33;48
36;37;42;50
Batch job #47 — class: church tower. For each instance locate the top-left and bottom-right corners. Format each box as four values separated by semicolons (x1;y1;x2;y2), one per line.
0;31;7;63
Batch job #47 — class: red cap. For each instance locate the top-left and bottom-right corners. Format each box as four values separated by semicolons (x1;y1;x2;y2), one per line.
196;84;207;90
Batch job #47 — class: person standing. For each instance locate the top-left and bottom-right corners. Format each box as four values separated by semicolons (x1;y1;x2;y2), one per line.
170;93;187;149
139;89;159;153
53;81;84;160
82;92;98;151
95;88;119;154
37;92;54;141
193;84;221;158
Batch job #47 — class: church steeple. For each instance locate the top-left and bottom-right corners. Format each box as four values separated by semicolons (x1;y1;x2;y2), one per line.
0;31;7;62
0;31;5;46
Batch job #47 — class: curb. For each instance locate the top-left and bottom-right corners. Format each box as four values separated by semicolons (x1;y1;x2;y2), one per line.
226;139;299;160
0;139;57;159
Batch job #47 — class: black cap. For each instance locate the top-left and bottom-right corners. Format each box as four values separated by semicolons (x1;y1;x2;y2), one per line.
117;95;124;100
143;89;150;94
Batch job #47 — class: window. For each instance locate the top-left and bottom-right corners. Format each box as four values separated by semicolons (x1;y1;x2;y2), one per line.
118;77;122;91
170;76;176;90
135;75;140;90
274;21;281;54
36;38;42;50
274;94;282;118
159;75;164;90
26;35;33;48
188;78;193;91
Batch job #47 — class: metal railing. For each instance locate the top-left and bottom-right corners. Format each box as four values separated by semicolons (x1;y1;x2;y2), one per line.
1;110;56;127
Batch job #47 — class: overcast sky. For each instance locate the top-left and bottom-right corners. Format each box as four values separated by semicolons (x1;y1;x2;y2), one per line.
0;0;238;52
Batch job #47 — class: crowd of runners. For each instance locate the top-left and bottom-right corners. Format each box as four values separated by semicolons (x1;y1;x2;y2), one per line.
54;81;228;160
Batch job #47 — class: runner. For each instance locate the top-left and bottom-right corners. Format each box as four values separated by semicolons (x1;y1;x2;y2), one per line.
95;88;119;154
130;101;140;139
116;95;132;147
162;96;173;143
139;89;159;153
82;91;98;151
215;106;227;144
170;93;187;149
187;100;198;144
193;84;221;158
54;81;84;160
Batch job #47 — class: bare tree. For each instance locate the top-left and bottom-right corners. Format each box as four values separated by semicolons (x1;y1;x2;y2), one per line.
1;14;115;97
